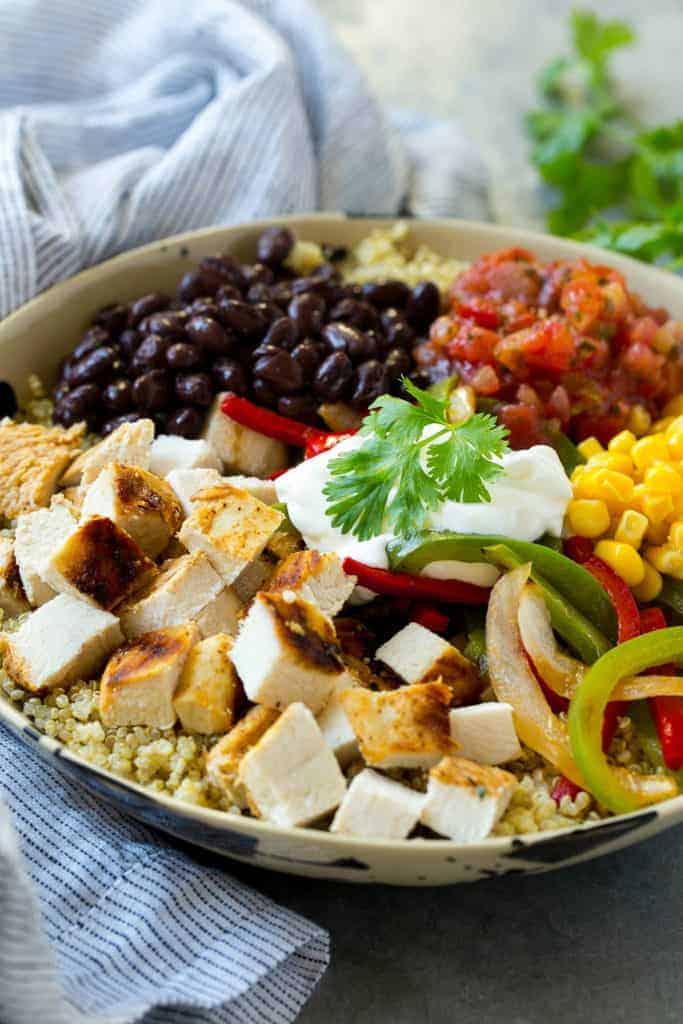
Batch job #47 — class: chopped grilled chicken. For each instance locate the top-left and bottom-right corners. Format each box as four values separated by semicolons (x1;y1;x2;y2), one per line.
0;420;84;519
340;681;456;770
165;467;223;517
0;537;30;617
1;594;122;692
202;392;288;476
230;592;345;714
60;418;154;489
149;435;221;478
420;756;516;841
80;463;182;558
331;769;425;839
448;703;522;765
173;633;241;734
206;705;280;809
221;476;278;505
99;623;199;729
238;703;346;827
44;515;155;611
178;484;282;585
266;550;355;618
316;673;361;766
231;555;275;603
14;501;76;606
375;622;480;705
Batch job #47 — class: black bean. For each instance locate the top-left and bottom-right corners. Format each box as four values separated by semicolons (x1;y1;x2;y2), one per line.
130;334;169;373
253;349;303;395
361;279;410;310
288;292;326;339
68;345;117;385
93;303;128;336
53;400;81;427
243;262;275;287
257;226;294;267
110;357;126;378
167;406;204;438
277;395;318;422
0;381;17;418
174;372;213;407
269;281;294;307
166;342;201;370
253;301;284;325
383;314;415;348
350;360;390;408
217;299;267;339
73;326;111;361
215;283;243;305
53;381;70;404
291;340;326;381
405;281;440;329
186;316;233;355
201;254;246;292
212;358;248;394
384;347;412;380
101;412;143;436
190;298;221;318
250;343;281;363
252;378;278;408
290;270;336;299
129;292;170;326
145;311;188;337
133;370;171;411
103;379;133;413
246;283;273;305
321;321;370;357
118;328;141;358
151;411;168;435
263;317;297;351
177;271;209;304
314;352;353;400
329;298;379;331
322;244;348;262
64;383;101;417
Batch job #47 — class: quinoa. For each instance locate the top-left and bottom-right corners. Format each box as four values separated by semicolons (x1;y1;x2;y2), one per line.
341;221;468;293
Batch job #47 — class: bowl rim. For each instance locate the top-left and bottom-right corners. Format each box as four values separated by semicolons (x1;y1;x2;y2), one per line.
2;211;683;857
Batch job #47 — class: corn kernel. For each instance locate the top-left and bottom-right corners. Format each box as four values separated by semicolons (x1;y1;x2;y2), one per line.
577;437;604;459
669;521;683;550
608;430;636;454
653;416;678;433
644;463;683;495
641;491;675;526
645;544;683;580
628;405;652;437
566;499;610;539
631;434;669;471
664;395;683;417
667;425;683;461
572;468;635;512
645;519;671;545
614;509;648;549
594;540;646;587
587;451;634;475
632;563;663;602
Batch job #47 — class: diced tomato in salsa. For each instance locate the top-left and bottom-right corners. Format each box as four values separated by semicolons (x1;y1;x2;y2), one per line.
421;248;683;446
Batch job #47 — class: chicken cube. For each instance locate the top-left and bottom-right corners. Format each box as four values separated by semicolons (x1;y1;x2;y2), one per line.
375;622;480;705
267;550;356;618
206;705;279;808
420;756;516;842
99;623;199;729
1;594;122;692
231;555;275;603
0;537;29;617
230;592;345;714
449;703;522;765
316;673;360;766
165;467;223;517
195;587;243;639
203;393;288;477
178;484;282;585
221;475;278;505
118;551;231;638
149;435;221;478
0;420;84;519
44;515;155;611
173;633;241;734
340;681;455;769
14;501;77;607
79;462;182;559
330;769;425;839
238;703;346;827
60;418;154;489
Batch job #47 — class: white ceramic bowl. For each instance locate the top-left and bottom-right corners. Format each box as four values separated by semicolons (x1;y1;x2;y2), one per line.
2;214;682;886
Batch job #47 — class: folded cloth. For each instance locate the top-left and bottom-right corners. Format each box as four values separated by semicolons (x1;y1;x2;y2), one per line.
0;727;329;1024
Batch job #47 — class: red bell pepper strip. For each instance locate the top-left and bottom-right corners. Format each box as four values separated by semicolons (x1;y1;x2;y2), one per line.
221;392;326;448
582;556;641;644
563;535;594;564
551;775;583;804
304;431;355;460
640;607;683;769
342;558;490;605
267;467;288;480
410;602;450;635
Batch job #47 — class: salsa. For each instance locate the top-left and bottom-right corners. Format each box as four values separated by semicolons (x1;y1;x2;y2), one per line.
416;247;683;448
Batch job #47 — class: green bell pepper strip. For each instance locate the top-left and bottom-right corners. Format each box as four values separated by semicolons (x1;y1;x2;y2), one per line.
568;628;683;814
659;578;683;618
463;626;488;676
484;544;611;664
271;502;300;538
387;531;617;642
629;701;683;789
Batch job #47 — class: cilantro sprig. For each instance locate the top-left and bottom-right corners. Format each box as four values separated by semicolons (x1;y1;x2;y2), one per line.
323;378;510;542
526;9;683;267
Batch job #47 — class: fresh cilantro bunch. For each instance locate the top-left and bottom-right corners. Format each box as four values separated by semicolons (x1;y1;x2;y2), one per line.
526;9;683;267
323;378;510;542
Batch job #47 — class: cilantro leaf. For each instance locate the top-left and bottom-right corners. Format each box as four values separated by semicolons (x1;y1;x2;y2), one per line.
571;10;634;76
323;380;511;542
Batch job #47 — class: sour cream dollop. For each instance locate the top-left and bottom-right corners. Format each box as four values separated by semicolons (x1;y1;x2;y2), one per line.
275;436;572;591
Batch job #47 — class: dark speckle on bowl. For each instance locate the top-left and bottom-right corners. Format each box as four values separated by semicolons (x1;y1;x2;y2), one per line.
179;245;190;258
0;381;18;418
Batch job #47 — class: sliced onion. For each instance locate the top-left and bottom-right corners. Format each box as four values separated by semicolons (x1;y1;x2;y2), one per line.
519;583;683;701
486;564;584;785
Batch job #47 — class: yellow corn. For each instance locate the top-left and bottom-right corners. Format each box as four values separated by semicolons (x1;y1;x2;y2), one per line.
653;416;678;433
646;519;671;545
587;451;634;475
566;499;610;539
641;491;675;526
572;468;635;512
664;395;683;417
594;540;645;587
645;544;683;580
628;405;652;437
614;509;648;549
667;424;683;461
669;520;683;551
631;434;669;471
608;430;636;454
644;463;683;495
632;562;663;602
577;437;603;460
